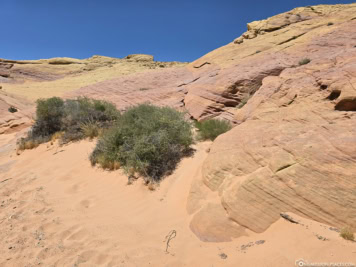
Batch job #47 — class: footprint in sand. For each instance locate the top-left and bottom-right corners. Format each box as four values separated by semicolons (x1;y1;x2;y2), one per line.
79;199;91;209
66;183;80;194
59;225;81;240
67;228;89;241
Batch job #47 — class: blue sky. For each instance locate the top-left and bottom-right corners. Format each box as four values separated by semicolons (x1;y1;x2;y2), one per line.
1;0;354;62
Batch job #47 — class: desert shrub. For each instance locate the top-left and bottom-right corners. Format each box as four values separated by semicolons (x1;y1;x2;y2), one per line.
90;104;194;181
195;119;232;141
32;97;65;137
299;58;311;66
60;97;119;142
8;106;18;113
340;227;355;241
18;97;120;150
327;22;334;26
80;121;101;140
237;95;251;108
17;135;48;150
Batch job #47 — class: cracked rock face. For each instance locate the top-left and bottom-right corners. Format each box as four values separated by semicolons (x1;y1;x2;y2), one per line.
187;4;356;241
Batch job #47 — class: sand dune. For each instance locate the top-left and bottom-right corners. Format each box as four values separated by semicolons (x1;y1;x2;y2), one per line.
0;132;355;266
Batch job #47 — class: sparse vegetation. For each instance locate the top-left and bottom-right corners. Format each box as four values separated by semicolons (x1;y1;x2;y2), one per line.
80;120;101;140
18;97;119;149
340;227;355;241
327;22;334;26
237;96;250;108
195;118;232;141
90;104;194;182
299;58;311;66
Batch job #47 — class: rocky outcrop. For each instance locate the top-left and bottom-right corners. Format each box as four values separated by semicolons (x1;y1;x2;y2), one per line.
187;4;356;241
182;3;356;121
0;55;186;85
0;55;187;103
66;67;194;111
124;54;154;62
0;93;33;134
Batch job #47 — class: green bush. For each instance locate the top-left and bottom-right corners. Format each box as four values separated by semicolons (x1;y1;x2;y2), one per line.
18;97;120;149
299;58;311;66
340;227;355;241
33;97;65;137
90;104;194;181
80;121;101;140
195;119;232;141
60;97;119;142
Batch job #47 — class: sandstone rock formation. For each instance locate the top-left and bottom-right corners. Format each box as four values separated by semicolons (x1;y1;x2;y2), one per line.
0;54;186;132
124;54;154;62
187;4;356;241
0;54;187;101
0;93;33;134
182;4;356;121
67;67;194;111
0;3;355;245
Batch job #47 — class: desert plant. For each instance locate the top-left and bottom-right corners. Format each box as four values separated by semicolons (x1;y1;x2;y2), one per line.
327;22;334;26
8;106;18;113
17;135;49;150
195;119;232;141
51;131;64;142
237;96;250;108
80;120;101;140
17;139;39;150
18;97;120;150
60;97;120;142
90;104;194;181
32;97;65;137
299;58;311;66
340;227;355;241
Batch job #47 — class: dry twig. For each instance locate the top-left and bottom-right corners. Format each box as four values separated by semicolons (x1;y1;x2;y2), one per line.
163;230;177;253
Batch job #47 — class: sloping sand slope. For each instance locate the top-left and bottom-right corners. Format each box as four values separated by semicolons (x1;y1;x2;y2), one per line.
0;133;355;266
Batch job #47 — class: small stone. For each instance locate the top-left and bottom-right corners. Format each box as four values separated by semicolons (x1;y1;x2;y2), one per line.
255;240;265;245
233;37;244;44
329;227;340;233
219;253;228;259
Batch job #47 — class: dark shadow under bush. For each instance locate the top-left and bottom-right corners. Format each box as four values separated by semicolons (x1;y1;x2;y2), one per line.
195;118;232;141
90;104;194;182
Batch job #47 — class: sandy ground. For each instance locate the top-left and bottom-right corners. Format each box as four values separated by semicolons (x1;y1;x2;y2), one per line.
0;132;355;267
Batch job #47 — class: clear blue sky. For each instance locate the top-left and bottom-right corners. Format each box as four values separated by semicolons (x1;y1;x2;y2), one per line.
1;0;354;62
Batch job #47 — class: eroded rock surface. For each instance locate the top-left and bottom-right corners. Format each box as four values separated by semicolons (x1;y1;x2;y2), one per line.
0;55;187;101
183;4;356;121
188;4;356;241
67;67;194;111
0;93;33;134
